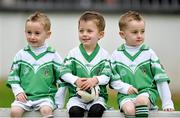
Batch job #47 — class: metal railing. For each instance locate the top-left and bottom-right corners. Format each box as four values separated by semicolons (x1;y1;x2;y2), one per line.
0;0;180;13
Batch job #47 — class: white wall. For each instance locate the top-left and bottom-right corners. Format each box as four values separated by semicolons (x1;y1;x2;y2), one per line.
0;12;180;92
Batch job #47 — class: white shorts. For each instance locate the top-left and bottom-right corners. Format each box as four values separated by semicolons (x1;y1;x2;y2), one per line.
11;98;55;111
66;96;107;112
119;92;157;110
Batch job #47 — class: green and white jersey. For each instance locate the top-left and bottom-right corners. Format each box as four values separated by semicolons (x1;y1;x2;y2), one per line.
111;44;170;105
7;45;62;101
60;44;110;102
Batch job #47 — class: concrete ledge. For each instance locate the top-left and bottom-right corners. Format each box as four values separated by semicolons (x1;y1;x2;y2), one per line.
0;108;180;117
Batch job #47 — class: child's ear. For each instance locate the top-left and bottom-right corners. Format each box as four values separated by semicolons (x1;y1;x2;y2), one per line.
119;31;125;39
99;31;104;39
46;31;51;39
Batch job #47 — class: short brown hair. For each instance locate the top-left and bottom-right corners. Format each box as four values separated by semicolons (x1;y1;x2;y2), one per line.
26;11;51;31
119;11;144;31
79;11;105;32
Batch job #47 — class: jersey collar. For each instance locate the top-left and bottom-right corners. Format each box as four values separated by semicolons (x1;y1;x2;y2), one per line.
24;45;55;60
117;44;149;61
79;43;100;62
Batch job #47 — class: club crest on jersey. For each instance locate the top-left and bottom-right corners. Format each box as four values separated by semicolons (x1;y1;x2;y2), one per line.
95;68;101;75
120;69;127;76
140;67;146;74
23;67;29;75
44;68;49;77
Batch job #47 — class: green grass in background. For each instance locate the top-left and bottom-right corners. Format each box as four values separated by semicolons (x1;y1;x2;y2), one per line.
0;79;14;107
1;79;180;110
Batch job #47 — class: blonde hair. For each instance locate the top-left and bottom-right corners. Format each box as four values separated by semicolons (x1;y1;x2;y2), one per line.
79;11;105;32
119;11;144;31
26;11;51;31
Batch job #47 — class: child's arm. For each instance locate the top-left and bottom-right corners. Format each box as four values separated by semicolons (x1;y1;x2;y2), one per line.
11;84;27;102
149;49;174;111
157;81;174;111
55;86;67;109
95;75;110;85
61;73;79;86
110;80;138;94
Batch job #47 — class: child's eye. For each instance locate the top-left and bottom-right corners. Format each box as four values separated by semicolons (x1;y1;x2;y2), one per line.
35;32;40;35
27;31;32;34
132;31;138;34
87;30;93;33
79;29;84;33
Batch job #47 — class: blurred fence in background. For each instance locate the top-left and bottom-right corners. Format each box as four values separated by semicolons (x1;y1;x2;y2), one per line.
0;0;180;13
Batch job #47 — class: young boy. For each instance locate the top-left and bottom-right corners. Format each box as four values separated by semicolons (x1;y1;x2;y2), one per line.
111;10;174;117
60;11;137;117
7;11;65;117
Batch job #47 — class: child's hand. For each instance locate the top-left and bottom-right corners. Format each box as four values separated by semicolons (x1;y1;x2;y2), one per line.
16;92;27;103
80;78;98;90
128;86;138;94
163;108;174;112
75;78;87;88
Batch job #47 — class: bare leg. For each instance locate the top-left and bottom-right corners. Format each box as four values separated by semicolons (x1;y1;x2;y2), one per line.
135;95;150;106
11;106;25;118
122;101;136;116
134;95;150;117
40;105;53;118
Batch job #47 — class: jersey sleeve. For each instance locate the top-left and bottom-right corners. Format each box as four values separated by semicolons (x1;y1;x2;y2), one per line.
55;86;67;109
60;52;73;77
53;51;63;80
60;50;79;85
96;59;111;85
157;82;174;110
109;57;132;94
150;49;170;83
7;52;21;87
11;84;25;96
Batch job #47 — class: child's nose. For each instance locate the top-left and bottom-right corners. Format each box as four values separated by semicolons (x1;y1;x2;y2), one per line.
137;32;142;38
30;34;36;39
82;31;88;36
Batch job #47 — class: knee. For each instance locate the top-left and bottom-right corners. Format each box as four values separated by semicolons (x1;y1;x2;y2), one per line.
11;107;24;117
123;106;136;115
40;106;53;117
69;106;85;117
88;104;105;117
135;96;149;106
121;102;136;115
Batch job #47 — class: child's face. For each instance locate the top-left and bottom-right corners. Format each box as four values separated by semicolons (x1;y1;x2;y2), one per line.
25;21;51;48
78;20;104;49
120;20;145;47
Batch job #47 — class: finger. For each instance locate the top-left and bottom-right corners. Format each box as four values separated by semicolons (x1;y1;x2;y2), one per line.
167;108;174;112
164;109;170;112
17;96;25;102
164;108;172;112
80;78;87;81
134;88;138;94
128;90;133;94
78;80;86;88
84;84;91;90
24;93;27;99
80;82;88;90
82;82;91;90
21;94;27;102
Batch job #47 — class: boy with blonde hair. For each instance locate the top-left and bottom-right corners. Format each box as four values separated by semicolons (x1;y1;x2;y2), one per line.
111;10;174;117
7;11;65;117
